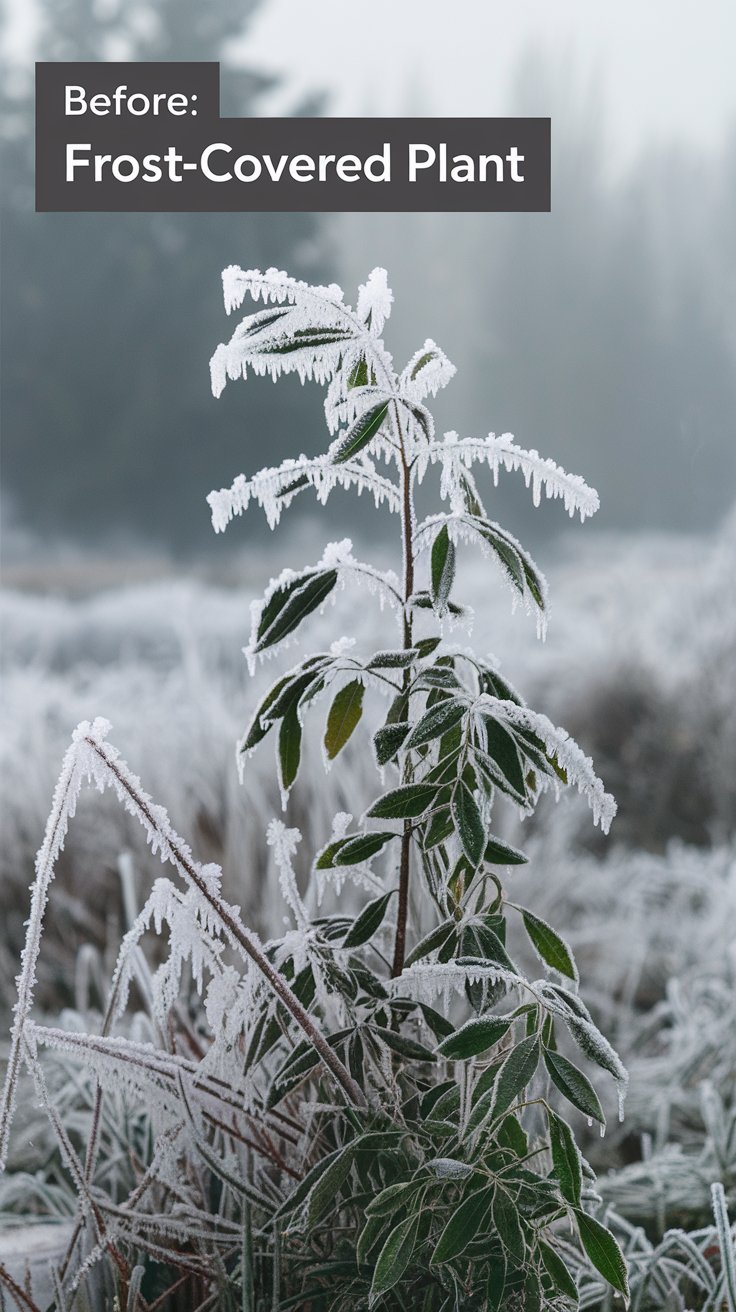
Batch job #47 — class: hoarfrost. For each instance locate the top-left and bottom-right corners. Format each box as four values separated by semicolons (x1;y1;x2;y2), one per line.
416;431;600;521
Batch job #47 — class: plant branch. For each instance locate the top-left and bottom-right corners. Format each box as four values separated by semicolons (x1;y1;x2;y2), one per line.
85;738;368;1110
392;413;415;977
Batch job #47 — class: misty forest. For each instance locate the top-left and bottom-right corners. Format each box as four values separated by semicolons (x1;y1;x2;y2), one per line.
1;1;735;1309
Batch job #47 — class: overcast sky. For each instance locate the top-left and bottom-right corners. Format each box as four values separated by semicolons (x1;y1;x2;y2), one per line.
235;0;736;172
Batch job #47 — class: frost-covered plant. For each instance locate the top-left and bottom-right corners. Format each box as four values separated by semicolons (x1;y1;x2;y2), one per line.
207;266;628;1304
0;266;631;1310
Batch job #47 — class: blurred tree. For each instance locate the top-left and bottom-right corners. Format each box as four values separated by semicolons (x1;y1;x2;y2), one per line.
1;0;327;555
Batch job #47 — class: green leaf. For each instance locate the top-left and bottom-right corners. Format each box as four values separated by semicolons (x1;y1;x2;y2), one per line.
544;1050;605;1125
431;1184;495;1263
372;1026;436;1062
452;782;485;868
278;702;302;794
411;591;465;617
264;326;354;355
373;721;410;766
492;1187;525;1261
523;1269;543;1312
498;1114;528;1157
240;673;293;752
365;1180;423;1218
521;910;578;982
336;831;396;867
484;836;528;865
422;806;454;849
404;698;465;750
409;347;437;380
547;1110;583;1207
343;890;395;948
418;1003;454;1040
267;668;323;721
480;665;523;706
239;306;290;338
486;1253;507;1311
357;1214;386;1265
325;679;364;759
465;922;516;972
275;1148;341;1219
494;1035;540;1115
415;636;441;658
437;1015;512;1060
307;1145;354;1224
404;920;456;968
314;839;343;870
574;1210;629;1297
255;570;338;654
483;718;527;797
366;648;418;669
457;471;485;519
566;1017;626;1087
367;783;438;820
348;357;370;389
333;401;390;463
479;523;524;591
523;558;546;610
369;1213;419;1300
539;1240;579;1300
430;525;456;614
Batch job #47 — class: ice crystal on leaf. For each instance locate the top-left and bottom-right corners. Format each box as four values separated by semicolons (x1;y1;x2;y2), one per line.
475;696;617;832
416;431;601;521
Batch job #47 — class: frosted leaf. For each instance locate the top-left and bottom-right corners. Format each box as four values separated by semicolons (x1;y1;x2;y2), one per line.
415;511;549;638
314;863;385;905
313;811;384;902
243;540;402;675
222;265;345;317
425;1157;472;1180
356;267;393;335
207;453;399;535
212;266;396;428
475;695;617;832
392;961;524;1009
536;980;628;1113
416;432;600;522
400;339;456;402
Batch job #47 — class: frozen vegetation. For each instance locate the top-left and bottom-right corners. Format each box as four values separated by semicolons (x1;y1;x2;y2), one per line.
1;523;735;1306
0;264;734;1308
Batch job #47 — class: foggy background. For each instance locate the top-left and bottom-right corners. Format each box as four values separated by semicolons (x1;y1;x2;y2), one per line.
2;0;735;576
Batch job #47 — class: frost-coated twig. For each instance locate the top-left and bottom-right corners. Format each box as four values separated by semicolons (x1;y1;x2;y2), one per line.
0;724;89;1166
0;1264;44;1312
0;721;365;1171
392;408;416;977
81;735;366;1108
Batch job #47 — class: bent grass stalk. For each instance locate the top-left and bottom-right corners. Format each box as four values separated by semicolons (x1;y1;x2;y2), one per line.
0;725;365;1178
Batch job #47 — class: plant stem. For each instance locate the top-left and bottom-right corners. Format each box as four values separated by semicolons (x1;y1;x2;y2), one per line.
392;419;415;978
86;738;368;1110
